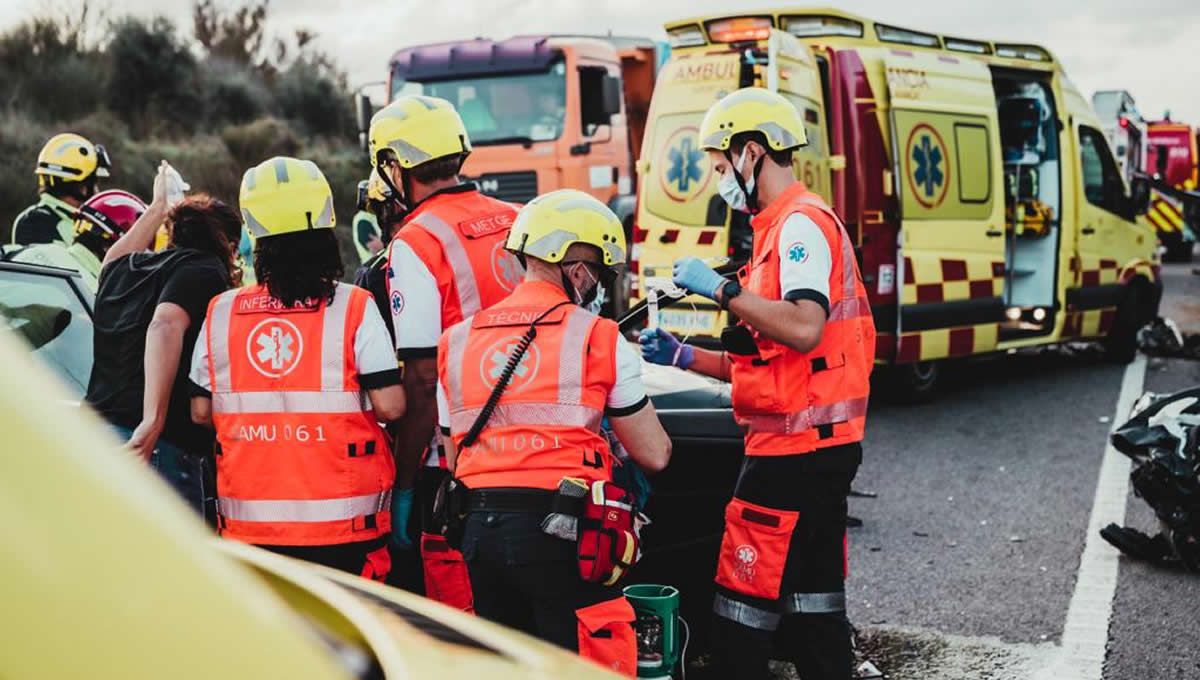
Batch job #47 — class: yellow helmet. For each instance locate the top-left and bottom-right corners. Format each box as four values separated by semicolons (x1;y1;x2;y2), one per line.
698;87;808;153
506;189;626;267
239;156;335;241
35;133;111;184
368;95;471;169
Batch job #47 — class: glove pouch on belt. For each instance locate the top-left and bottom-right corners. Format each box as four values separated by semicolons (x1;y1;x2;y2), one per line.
715;498;799;600
576;597;637;678
420;532;474;613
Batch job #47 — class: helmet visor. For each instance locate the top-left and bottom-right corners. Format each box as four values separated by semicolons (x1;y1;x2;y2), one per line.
94;144;111;178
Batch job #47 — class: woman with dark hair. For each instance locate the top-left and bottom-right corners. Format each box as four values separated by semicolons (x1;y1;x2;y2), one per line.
188;156;404;580
87;161;242;514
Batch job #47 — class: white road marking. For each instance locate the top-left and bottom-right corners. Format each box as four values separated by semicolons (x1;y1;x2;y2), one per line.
1036;354;1146;680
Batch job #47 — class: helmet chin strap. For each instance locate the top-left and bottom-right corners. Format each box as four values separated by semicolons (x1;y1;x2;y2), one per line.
375;158;412;221
723;146;766;215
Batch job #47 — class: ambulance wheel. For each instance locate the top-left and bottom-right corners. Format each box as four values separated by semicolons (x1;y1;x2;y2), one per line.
1103;284;1145;364
881;361;940;403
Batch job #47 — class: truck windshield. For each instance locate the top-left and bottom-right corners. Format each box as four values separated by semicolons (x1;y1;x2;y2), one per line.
394;60;567;145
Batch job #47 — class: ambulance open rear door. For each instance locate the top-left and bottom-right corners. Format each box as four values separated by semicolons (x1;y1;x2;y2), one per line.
766;29;833;205
885;50;1007;361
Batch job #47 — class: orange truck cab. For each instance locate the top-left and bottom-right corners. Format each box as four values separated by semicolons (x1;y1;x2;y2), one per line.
367;35;663;309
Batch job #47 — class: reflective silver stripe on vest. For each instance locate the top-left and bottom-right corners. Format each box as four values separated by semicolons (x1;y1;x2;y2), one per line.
445;320;472;413
414;212;482;316
557;308;593;405
796;195;864;304
449;402;603;434
218;489;391;523
829;295;871;322
207;290;237;393
740;396;869;435
783;591;846;614
712;593;781;631
213;390;369;415
321;284;354;391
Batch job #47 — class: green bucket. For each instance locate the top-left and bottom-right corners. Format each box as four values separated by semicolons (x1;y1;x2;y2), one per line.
624;584;681;679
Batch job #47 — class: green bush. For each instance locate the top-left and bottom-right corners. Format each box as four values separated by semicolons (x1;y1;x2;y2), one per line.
106;17;202;136
0;18;105;123
203;61;271;125
274;59;354;138
220;117;300;168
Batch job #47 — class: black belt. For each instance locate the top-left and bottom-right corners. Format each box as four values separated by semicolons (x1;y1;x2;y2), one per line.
467;488;555;514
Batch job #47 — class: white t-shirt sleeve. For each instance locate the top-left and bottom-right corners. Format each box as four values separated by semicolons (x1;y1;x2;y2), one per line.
436;377;450;430
387;238;442;352
354;293;401;376
188;319;211;392
607;337;649;412
777;213;833;313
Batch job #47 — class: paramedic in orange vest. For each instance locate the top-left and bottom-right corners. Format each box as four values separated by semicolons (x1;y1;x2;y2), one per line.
639;88;876;680
371;94;524;606
437;190;671;676
189;156;406;581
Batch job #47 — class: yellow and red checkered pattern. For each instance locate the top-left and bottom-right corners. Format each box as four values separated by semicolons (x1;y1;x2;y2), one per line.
892;255;1006;362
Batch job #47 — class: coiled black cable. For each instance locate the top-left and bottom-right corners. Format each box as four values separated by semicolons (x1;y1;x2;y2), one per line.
460;301;572;448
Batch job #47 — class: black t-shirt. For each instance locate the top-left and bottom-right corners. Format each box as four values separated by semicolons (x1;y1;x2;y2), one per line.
86;249;230;452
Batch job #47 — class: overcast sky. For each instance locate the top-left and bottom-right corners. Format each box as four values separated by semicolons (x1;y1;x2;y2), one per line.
5;0;1200;124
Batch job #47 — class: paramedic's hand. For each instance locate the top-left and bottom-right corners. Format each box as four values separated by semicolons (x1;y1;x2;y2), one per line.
672;257;725;302
639;328;694;370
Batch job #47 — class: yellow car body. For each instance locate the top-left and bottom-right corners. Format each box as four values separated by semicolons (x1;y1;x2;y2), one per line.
0;330;620;680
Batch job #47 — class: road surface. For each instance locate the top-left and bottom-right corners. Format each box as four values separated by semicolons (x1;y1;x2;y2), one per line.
772;260;1200;679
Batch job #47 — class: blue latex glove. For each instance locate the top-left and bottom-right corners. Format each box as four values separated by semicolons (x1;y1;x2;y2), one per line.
672;256;726;302
389;487;414;551
638;327;694;370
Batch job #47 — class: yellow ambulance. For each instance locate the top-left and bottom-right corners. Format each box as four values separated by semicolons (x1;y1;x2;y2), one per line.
633;9;1160;396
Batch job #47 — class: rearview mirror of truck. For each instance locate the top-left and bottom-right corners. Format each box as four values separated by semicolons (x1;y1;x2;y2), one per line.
1129;175;1152;217
355;92;374;154
579;66;622;135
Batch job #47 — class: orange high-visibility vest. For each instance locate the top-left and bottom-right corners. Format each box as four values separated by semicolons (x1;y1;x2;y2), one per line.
204;283;395;545
730;183;876;455
392;188;524;329
438;280;620;490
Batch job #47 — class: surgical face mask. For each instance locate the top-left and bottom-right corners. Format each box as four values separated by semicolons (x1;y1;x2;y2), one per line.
563;262;603;312
718;146;756;213
586;282;606;315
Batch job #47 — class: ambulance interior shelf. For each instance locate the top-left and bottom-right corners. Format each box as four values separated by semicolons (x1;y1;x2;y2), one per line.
993;73;1062;319
1000;95;1054;239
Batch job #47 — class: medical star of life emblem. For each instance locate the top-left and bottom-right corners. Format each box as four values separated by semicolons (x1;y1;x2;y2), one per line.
479;336;541;392
390;290;405;315
492;242;523;292
787;241;809;264
733;544;758;584
246;318;303;378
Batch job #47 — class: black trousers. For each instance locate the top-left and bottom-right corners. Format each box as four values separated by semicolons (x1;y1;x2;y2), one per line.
461;511;621;651
711;443;862;680
263;535;389;579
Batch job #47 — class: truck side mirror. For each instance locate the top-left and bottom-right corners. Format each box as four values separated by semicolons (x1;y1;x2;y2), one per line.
1129;175;1151;216
579;66;621;136
355;92;374;154
601;74;622;117
1155;145;1169;178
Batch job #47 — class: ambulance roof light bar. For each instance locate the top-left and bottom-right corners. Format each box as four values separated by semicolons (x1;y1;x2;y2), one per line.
875;23;940;48
994;43;1052;62
667;24;706;48
943;36;992;55
780;15;864;38
705;16;773;44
